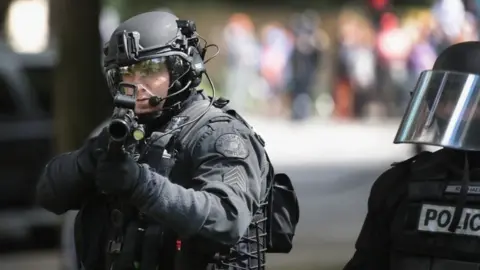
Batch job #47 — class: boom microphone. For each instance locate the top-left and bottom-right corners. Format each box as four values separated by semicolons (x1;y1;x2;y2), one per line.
148;96;162;107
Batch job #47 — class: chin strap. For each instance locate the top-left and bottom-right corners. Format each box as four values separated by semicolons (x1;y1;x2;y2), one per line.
448;153;470;232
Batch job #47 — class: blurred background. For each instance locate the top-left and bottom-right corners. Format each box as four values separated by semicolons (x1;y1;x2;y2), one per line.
0;0;476;269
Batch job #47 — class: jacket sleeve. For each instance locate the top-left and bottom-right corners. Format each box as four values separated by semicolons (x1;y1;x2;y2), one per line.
36;140;97;215
129;117;269;246
343;165;407;270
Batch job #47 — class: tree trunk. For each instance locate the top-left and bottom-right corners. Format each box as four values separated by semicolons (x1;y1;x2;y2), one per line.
0;0;13;39
50;0;110;153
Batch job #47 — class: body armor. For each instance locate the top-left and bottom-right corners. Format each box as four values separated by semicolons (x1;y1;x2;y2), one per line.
104;99;270;270
390;151;480;270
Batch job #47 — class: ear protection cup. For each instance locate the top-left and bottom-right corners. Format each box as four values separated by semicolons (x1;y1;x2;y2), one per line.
168;47;204;90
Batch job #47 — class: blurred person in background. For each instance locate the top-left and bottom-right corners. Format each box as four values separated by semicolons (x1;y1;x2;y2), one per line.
461;11;479;42
288;10;323;121
463;0;480;37
36;10;299;270
406;12;437;87
335;10;376;119
375;12;412;117
405;12;437;155
258;21;294;117
431;0;467;51
223;13;260;115
344;41;480;270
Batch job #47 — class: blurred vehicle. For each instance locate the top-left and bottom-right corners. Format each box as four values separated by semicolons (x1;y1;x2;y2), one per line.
0;42;61;248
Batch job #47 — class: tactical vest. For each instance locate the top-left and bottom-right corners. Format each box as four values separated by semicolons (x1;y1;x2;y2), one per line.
389;151;480;270
104;98;281;270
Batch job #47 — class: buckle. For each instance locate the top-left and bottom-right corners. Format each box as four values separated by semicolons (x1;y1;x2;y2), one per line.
213;97;229;108
107;240;123;254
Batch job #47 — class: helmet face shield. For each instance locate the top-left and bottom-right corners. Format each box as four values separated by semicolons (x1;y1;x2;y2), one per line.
394;70;480;151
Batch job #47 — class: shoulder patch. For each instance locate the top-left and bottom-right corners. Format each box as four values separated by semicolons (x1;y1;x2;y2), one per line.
215;133;249;159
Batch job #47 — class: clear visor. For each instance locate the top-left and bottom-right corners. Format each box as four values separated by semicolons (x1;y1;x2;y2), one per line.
394;70;480;151
108;57;168;96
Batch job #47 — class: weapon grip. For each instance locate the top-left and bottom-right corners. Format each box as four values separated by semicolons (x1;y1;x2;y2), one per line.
106;139;125;161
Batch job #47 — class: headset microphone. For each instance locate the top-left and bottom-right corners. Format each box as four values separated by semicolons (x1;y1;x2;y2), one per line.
148;96;162;106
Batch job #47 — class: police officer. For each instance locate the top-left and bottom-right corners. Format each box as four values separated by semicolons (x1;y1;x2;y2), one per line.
344;41;480;270
36;11;273;270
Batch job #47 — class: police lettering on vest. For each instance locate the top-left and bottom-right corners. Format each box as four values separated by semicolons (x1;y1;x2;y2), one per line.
418;204;480;236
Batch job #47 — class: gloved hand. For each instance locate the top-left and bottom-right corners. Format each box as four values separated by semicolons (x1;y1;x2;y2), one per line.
76;127;110;177
95;150;143;195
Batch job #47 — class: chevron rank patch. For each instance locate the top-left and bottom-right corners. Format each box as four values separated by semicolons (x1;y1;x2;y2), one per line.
223;167;248;192
215;133;249;159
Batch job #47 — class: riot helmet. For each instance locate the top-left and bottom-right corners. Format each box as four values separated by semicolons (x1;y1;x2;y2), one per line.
103;11;212;113
394;41;480;151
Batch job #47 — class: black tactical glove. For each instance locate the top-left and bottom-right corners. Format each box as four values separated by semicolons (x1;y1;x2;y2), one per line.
76;128;110;177
95;150;143;195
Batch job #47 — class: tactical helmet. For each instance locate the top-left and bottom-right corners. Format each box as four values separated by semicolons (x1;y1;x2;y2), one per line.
394;41;480;151
103;11;207;109
433;41;480;75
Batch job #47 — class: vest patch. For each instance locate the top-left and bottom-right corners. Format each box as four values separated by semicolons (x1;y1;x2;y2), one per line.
215;133;249;159
445;185;480;195
418;204;480;236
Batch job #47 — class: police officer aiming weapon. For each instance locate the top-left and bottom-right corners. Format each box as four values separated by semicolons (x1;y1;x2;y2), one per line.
36;11;300;270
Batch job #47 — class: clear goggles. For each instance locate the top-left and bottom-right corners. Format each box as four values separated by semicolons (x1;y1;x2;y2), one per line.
110;57;169;96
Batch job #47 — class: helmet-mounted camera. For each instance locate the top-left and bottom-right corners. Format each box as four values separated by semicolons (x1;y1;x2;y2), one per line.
176;20;196;38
